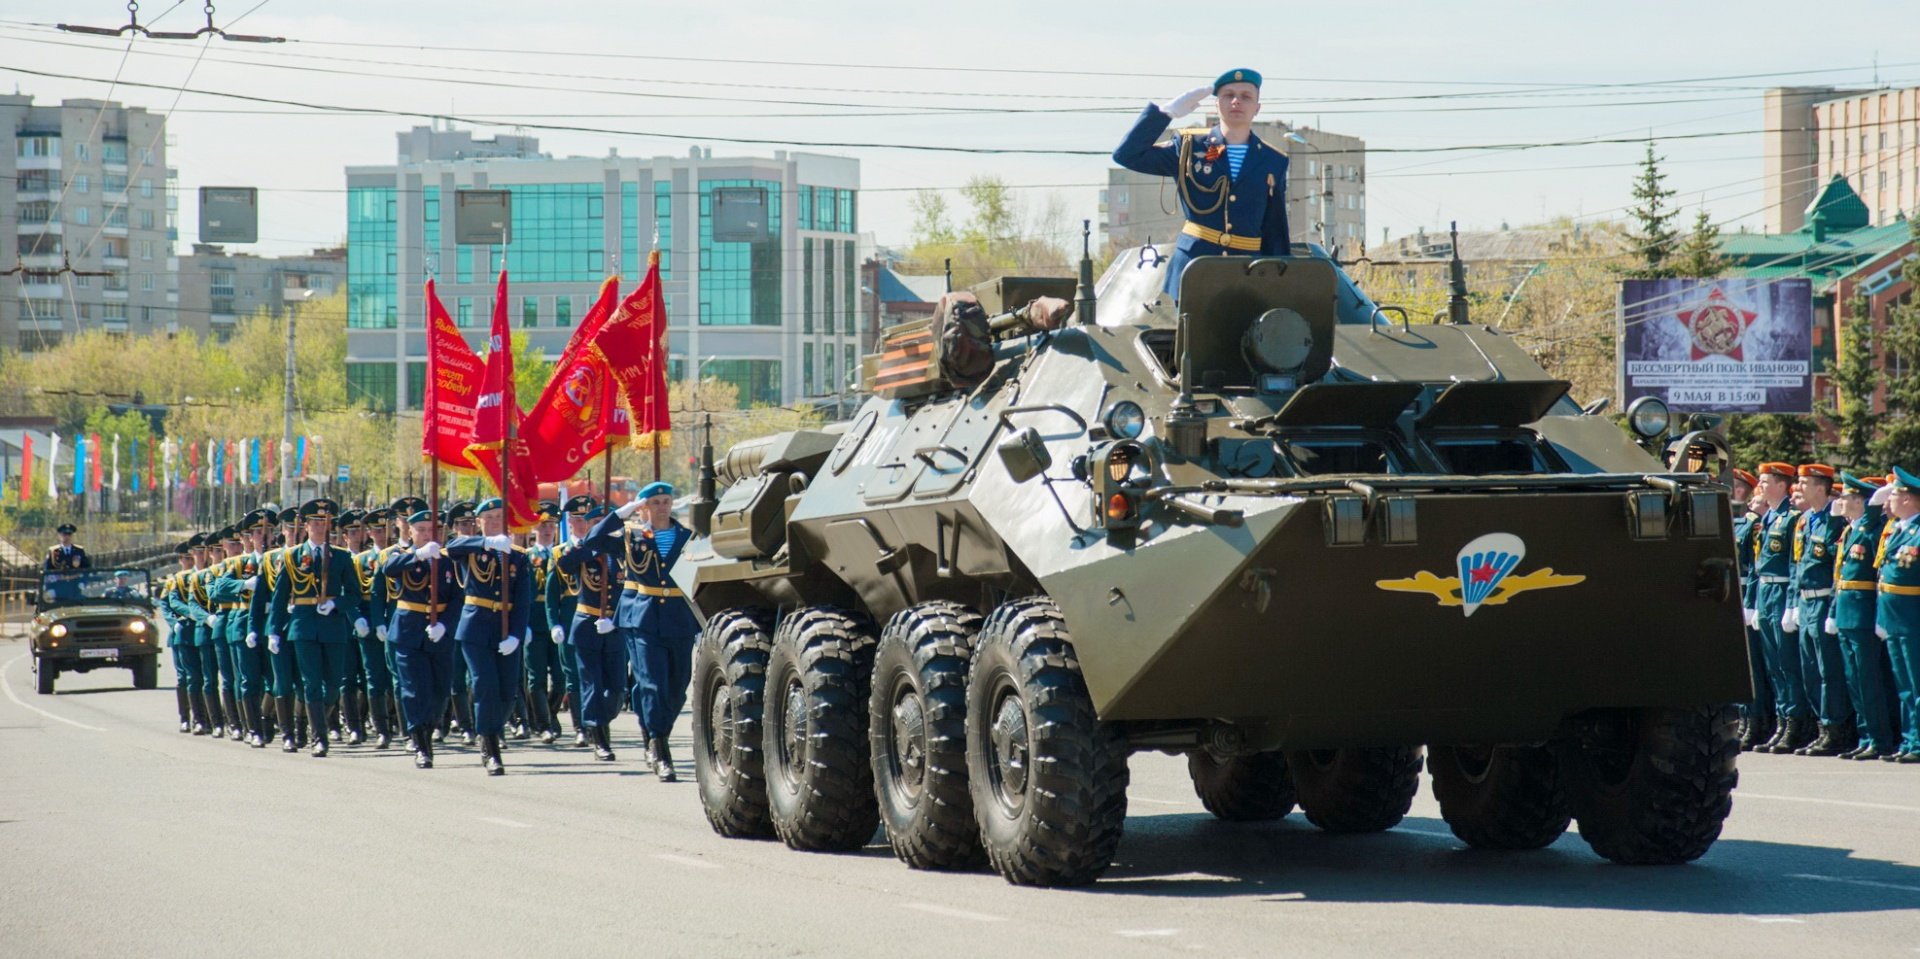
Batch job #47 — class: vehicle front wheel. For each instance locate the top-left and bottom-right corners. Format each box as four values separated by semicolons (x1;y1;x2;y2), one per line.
1559;706;1739;865
36;662;56;695
691;607;776;839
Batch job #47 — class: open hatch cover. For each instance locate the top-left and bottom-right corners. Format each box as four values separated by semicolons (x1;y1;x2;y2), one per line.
1418;379;1569;429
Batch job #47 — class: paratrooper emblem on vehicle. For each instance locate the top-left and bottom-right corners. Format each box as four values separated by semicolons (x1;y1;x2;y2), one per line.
1374;533;1585;617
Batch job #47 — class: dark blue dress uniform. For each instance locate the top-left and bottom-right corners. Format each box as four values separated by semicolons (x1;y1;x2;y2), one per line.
46;537;91;570
1792;497;1853;741
354;527;396;738
444;531;533;753
1752;484;1809;746
1875;468;1920;760
581;507;700;751
1112;106;1290;298
1834;474;1899;757
384;535;464;760
558;512;630;746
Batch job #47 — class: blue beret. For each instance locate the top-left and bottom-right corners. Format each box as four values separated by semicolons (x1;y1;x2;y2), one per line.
475;498;504;514
407;509;436;525
1214;68;1260;92
639;482;675;500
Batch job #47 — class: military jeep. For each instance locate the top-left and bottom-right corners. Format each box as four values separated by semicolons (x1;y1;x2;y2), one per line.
29;568;161;694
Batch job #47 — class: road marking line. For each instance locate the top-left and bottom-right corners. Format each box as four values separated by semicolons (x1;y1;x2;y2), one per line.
1740;793;1920;814
478;816;532;829
654;853;720;870
1790;873;1920;894
1395;827;1457;840
1131;796;1192;806
902;902;1007;923
1117;929;1179;938
1744;916;1806;924
0;655;105;732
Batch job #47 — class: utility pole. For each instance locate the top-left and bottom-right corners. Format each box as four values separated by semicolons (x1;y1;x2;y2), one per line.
280;310;295;505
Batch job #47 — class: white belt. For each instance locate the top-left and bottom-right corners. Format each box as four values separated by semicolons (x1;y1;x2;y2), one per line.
1800;588;1833;599
1759;575;1792;584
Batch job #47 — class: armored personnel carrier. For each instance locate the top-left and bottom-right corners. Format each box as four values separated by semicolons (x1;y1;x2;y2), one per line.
675;243;1746;887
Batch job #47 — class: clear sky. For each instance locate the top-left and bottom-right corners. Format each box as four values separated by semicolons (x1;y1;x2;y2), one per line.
2;0;1913;259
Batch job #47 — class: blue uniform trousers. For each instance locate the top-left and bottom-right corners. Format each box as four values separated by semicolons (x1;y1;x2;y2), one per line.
211;637;237;703
1743;621;1773;728
1888;631;1920;753
572;617;629;729
627;629;696;739
1838;627;1900;753
358;635;393;696
234;637;268;701
558;635;581;711
393;640;457;733
1756;582;1809;719
294;640;353;704
525;632;562;709
459;640;523;738
175;642;204;694
169;641;190;689
1796;594;1851;726
269;641;300;699
187;637;218;699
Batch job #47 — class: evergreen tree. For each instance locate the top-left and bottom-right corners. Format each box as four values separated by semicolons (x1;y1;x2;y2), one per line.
1874;218;1920;467
1621;141;1680;279
1727;411;1817;467
1673;208;1729;279
1820;293;1884;466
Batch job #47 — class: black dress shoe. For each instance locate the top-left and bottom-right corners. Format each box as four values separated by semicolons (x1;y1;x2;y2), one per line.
375;732;392;750
191;723;209;736
591;726;614;762
282;737;299;753
1897;752;1920;764
572;730;588;748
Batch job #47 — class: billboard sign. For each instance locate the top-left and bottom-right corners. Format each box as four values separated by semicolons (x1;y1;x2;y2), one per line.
1618;278;1813;413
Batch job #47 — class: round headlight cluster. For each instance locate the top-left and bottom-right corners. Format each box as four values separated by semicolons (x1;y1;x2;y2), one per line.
1103;401;1146;440
1626;396;1671;439
49;623;68;639
128;620;148;634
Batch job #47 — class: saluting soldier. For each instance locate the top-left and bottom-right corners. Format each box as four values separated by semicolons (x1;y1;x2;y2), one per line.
580;482;699;781
560;502;626;760
353;507;398;749
444;498;533;775
1112;68;1291;299
548;496;597;747
1751;463;1811;753
46;522;91;570
1788;464;1855;756
387;508;464;768
266;499;366;758
1875;468;1920;763
1731;468;1774;750
1832;473;1900;760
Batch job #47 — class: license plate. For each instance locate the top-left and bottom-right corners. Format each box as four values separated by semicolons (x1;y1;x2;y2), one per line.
78;649;119;660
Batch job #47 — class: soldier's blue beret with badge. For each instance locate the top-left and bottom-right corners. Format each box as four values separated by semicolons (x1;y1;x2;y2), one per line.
299;498;340;520
639;481;675;500
1891;466;1920;494
1214;68;1261;92
476;497;504;514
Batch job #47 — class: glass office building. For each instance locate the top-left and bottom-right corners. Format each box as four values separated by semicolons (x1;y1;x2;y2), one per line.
344;126;862;412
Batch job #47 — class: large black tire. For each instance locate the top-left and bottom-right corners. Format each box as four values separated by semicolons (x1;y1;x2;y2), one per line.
869;602;986;870
1429;744;1570;850
1285;745;1423;833
1559;705;1740;865
763;606;880;852
131;657;159;690
966;598;1129;887
1188;750;1296;822
690;607;776;839
36;663;56;696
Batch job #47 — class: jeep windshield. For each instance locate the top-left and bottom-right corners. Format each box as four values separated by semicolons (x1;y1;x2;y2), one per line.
39;569;153;611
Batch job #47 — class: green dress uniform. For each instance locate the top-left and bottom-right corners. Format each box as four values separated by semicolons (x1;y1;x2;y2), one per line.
1754;502;1810;750
167;543;219;735
522;539;564;740
208;523;269;748
159;550;194;732
1833;484;1899;757
1875;493;1920;760
546;538;586;740
1793;504;1854;750
1733;510;1773;743
266;499;365;757
204;532;243;741
354;532;396;748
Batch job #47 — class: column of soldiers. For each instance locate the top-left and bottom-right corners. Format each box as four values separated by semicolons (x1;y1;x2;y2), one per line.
152;485;699;780
1735;462;1920;763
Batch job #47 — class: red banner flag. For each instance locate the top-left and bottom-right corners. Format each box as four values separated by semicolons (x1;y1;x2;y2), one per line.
89;432;103;493
465;271;541;532
187;438;199;489
20;433;31;503
422;278;485;476
521;276;622;483
599;252;672;451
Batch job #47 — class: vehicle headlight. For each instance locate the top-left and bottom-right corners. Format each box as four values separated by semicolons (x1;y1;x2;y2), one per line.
128;620;148;634
1103;400;1146;441
1626;396;1671;439
49;623;68;639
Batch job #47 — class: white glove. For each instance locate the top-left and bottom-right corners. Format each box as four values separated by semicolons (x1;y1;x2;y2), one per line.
354;617;370;638
208;614;223;631
1781;608;1799;633
316;598;335;616
1824;616;1837;636
1870;484;1893;507
268;635;282;655
1877;624;1891;640
243;576;259;590
485;534;512;553
594;617;615;634
415;541;442;561
551;625;565;644
245;631;258;649
616;499;643;519
1743;608;1758;629
426;622;446;642
497;635;520;657
1160;84;1211;119
377;625;389;642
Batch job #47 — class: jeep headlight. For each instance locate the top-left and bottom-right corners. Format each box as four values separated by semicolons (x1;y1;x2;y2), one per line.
128;620;148;634
49;623;68;639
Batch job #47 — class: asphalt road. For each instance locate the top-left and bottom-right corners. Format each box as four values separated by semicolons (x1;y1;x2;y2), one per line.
4;632;1918;959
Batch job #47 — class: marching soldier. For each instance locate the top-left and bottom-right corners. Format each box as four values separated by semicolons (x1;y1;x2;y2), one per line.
386;508;463;769
266;499;366;758
444;498;533;776
202;527;244;744
46;522;91;570
1112;68;1290;299
441;499;479;744
1876;468;1920;763
559;502;626;760
161;541;196;733
176;534;225;737
580;482;699;781
1833;473;1900;760
1732;469;1774;749
522;502;564;744
1788;464;1854;756
253;506;308;752
1751;463;1810;753
549;496;597;747
354;507;398;749
208;515;266;747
